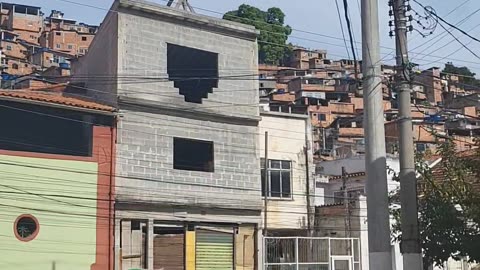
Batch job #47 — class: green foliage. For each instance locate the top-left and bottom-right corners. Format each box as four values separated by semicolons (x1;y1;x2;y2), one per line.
223;4;292;65
391;140;480;269
442;62;480;87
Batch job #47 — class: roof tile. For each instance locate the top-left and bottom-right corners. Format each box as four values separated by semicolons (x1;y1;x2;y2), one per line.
0;90;115;112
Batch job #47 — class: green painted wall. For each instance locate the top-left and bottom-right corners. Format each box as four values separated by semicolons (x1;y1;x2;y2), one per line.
0;154;98;270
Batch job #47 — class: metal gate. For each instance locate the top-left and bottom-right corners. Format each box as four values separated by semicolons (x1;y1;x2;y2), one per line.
196;229;234;270
264;237;361;270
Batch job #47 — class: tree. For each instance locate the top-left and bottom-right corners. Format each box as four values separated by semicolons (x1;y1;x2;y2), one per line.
223;4;292;65
442;62;479;87
391;140;480;269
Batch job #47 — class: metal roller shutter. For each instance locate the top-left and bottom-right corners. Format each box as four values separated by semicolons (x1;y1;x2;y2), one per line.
196;229;234;270
153;234;185;270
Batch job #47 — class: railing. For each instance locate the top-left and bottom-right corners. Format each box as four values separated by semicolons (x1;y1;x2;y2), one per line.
264;237;361;270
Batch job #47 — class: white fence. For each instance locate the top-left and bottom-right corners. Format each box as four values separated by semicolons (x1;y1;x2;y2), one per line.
263;237;361;270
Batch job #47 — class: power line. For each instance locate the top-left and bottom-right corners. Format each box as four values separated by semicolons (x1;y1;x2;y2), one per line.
52;0;480;67
341;0;359;80
334;0;351;60
409;1;478;56
413;0;480;44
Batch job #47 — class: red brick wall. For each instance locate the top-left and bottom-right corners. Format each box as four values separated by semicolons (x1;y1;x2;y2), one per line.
1;40;27;59
4;58;35;75
15;29;40;44
11;15;43;33
47;30;94;55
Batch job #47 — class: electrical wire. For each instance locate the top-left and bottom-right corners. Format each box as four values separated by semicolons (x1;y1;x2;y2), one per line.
413;0;480;44
418;16;480;61
341;0;359;81
51;0;480;67
409;1;478;56
334;0;351;60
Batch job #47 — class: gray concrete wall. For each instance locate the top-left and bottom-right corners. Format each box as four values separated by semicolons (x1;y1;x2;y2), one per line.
116;7;259;118
111;2;262;212
71;10;118;105
74;0;262;215
115;109;262;211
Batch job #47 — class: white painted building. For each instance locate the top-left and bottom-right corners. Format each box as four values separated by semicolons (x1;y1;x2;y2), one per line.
258;111;314;233
314;155;403;270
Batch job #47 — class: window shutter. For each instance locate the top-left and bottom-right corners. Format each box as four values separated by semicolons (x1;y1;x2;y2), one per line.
196;229;233;270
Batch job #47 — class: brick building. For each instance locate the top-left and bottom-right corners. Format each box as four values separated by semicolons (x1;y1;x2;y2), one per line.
40;10;97;56
0;3;98;77
0;33;36;75
0;3;43;45
414;67;444;105
289;47;327;69
73;0;261;269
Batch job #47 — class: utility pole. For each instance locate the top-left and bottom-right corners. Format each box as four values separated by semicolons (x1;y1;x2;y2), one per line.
393;0;423;268
361;0;393;269
305;146;312;233
342;167;351;237
263;131;269;236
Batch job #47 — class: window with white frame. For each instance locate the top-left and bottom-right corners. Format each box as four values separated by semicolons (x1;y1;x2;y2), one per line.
261;159;292;198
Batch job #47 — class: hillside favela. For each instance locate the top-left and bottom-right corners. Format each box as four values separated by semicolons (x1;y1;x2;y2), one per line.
0;0;479;270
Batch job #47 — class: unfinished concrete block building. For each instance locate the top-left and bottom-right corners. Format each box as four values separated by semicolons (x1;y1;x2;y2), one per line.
73;0;261;269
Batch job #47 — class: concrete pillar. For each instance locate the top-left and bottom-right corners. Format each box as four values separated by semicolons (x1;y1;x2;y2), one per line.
258;229;264;270
114;218;121;270
148;219;154;270
358;196;369;270
185;230;196;270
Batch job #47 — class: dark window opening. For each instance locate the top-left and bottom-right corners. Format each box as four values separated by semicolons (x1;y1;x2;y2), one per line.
82;36;87;41
55;32;61;36
318;114;326;121
12;63;18;69
174;138;214;172
0;101;112;157
416;143;427;153
167;44;218;104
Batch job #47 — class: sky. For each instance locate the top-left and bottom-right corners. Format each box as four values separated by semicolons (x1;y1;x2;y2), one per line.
14;0;480;74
